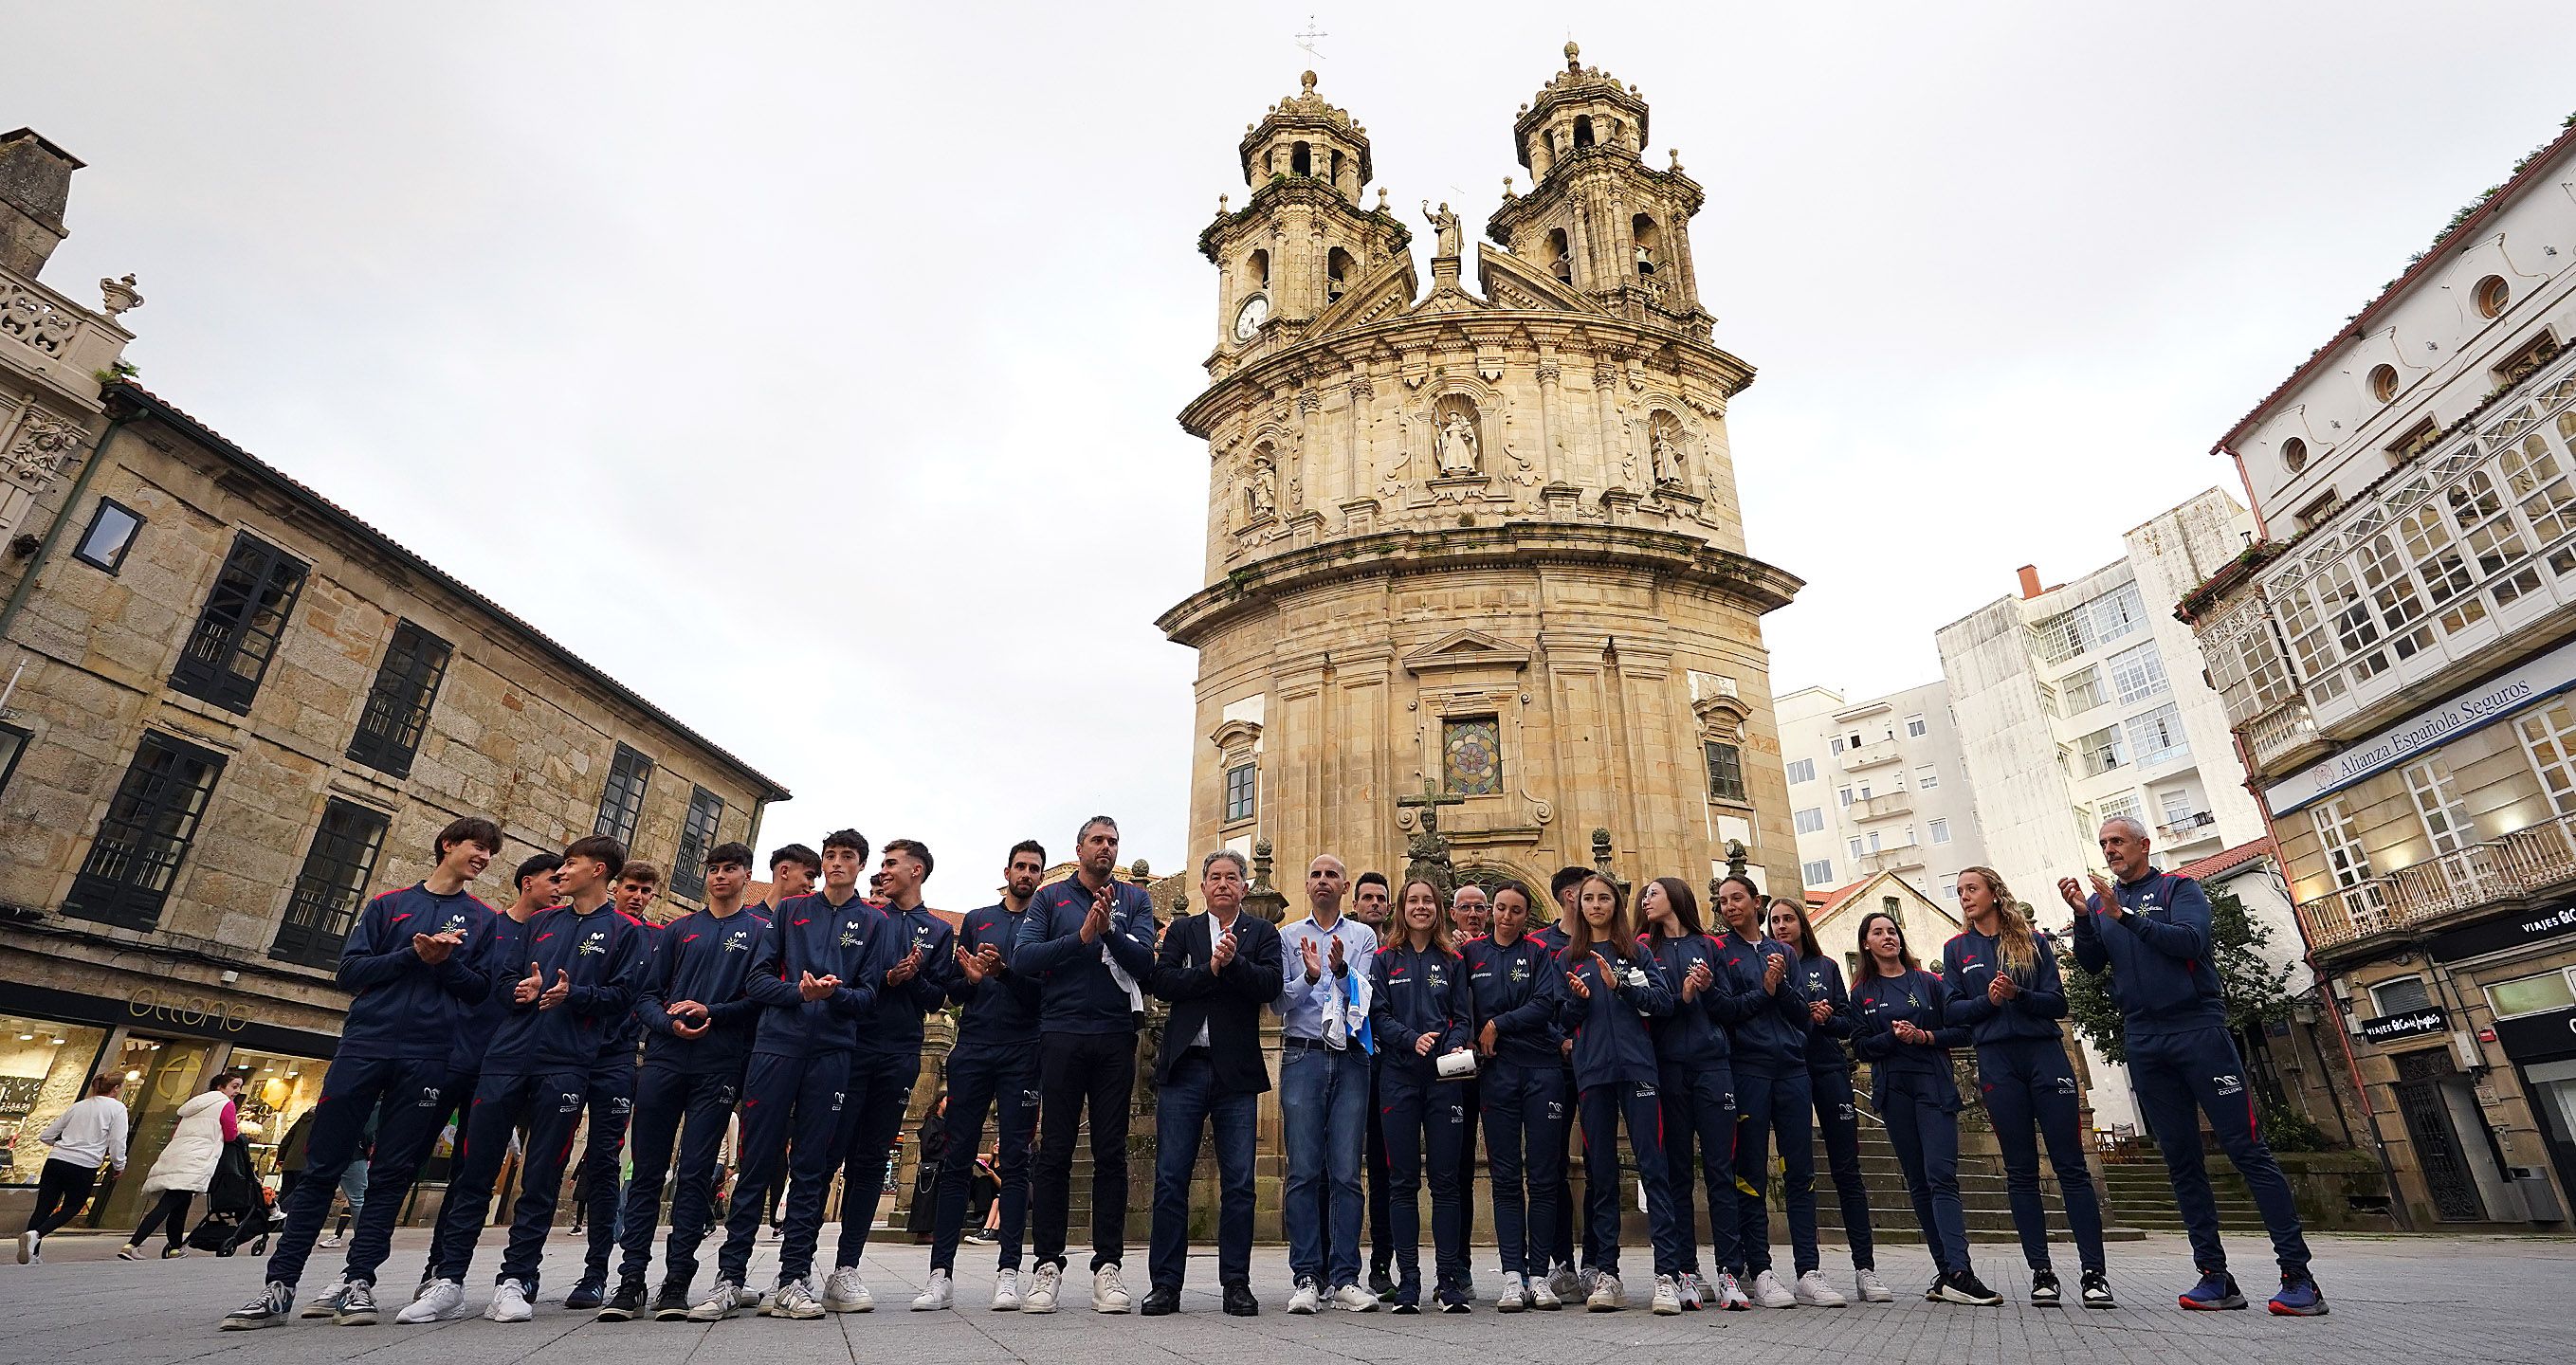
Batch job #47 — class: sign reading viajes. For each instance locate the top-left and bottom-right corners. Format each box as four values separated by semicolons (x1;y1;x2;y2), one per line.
2360;1007;2449;1044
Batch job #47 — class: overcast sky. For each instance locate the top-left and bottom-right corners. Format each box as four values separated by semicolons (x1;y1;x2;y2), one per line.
11;2;2567;888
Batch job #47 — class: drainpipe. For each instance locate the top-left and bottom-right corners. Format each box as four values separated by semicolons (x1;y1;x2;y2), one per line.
0;409;134;646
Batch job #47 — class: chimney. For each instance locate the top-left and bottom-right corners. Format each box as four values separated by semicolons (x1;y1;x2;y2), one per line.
2017;565;2043;599
0;129;83;282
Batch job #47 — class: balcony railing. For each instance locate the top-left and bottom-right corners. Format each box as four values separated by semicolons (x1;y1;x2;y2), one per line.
1856;843;1926;877
0;274;128;402
2241;697;2317;770
2295;810;2576;952
1853;792;1913;823
1840;739;1902;773
2158;810;2219;845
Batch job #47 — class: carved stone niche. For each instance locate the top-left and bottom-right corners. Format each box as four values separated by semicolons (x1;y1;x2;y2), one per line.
1400;630;1551;842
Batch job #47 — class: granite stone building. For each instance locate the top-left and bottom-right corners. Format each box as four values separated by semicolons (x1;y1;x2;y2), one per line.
0;128;786;1228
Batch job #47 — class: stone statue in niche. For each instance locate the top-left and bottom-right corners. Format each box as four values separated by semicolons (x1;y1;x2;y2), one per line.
1435;409;1480;476
1248;460;1277;519
1421;201;1462;259
1651;418;1687;487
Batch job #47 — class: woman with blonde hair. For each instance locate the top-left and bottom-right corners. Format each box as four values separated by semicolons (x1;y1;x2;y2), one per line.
1370;878;1472;1313
1559;874;1683;1314
1941;866;2112;1308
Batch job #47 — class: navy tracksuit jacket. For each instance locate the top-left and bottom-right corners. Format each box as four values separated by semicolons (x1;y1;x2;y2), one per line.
1852;966;1972;1273
1371;940;1471;1301
1459;933;1566;1279
1943;925;2106;1273
1714;928;1813;1274
1560;940;1683;1279
1646;932;1741;1277
615;904;769;1288
931;901;1043;1274
835;901;959;1267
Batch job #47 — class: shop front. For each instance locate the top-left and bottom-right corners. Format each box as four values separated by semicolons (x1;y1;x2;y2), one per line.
0;979;338;1232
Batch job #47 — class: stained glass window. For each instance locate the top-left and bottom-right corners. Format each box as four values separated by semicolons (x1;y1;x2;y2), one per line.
1442;717;1502;796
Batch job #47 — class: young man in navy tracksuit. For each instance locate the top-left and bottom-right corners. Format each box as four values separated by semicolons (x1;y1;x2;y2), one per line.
600;842;769;1320
821;838;957;1313
691;828;893;1321
403;835;650;1325
409;853;555;1298
565;863;664;1308
1014;815;1159;1315
222;817;506;1330
919;839;1049;1311
1709;875;1810;1309
2065;817;2326;1316
1458;883;1565;1312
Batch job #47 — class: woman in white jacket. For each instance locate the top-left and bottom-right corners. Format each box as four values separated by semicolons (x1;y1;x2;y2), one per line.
119;1075;243;1260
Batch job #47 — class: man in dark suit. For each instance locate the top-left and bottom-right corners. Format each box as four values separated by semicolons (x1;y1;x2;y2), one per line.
1139;849;1283;1317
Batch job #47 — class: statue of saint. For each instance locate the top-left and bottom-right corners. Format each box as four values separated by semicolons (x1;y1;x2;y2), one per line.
1249;461;1277;519
1436;410;1479;477
1651;423;1685;486
1421;200;1462;259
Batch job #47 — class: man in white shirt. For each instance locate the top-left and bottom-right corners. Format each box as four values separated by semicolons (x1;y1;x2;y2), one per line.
1275;854;1379;1315
20;1073;130;1264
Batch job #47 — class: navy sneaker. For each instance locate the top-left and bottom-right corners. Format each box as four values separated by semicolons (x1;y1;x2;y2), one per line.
2267;1274;2328;1317
2178;1271;2246;1311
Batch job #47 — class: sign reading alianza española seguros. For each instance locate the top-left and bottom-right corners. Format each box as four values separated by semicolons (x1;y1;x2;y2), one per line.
2264;632;2576;818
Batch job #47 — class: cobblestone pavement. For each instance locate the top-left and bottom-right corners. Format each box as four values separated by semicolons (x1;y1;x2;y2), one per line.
4;1227;2571;1365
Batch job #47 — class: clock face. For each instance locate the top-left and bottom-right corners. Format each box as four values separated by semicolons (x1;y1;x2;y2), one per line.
1233;294;1270;341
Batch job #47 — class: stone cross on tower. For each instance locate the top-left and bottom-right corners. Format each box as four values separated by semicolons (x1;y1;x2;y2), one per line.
1398;777;1464;897
1397;774;1465;837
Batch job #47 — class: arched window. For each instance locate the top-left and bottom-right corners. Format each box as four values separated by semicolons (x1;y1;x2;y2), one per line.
2281;437;2309;474
1546;228;1571;282
1249;248;1270;291
1327;246;1355;302
1632;214;1661;276
2369;364;2399;404
1573;115;1595;149
1291;141;1313;177
2475;275;2510;319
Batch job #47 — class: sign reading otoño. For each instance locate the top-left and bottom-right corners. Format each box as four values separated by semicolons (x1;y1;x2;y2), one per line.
2266;633;2576;817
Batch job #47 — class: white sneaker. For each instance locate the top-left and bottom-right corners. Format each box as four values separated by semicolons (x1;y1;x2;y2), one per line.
1288;1277;1322;1315
911;1269;952;1311
1652;1275;1682;1315
1091;1264;1131;1313
1855;1267;1893;1303
396;1279;468;1324
1750;1269;1796;1309
1529;1273;1562;1311
1674;1271;1704;1309
1795;1269;1848;1307
990;1268;1019;1312
301;1278;352;1319
1545;1264;1580;1305
1586;1271;1624;1311
1495;1272;1528;1313
483;1278;533;1323
1330;1283;1380;1312
685;1280;751;1322
821;1266;873;1313
320;1232;345;1249
1712;1271;1752;1311
15;1230;35;1265
765;1277;824;1320
1021;1264;1061;1314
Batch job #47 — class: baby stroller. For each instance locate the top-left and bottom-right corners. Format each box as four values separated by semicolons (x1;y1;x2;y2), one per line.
190;1133;265;1257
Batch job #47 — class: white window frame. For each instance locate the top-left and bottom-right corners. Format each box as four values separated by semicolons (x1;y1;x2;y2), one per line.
1794;806;1826;835
2402;755;2476;857
1927;817;1950;845
1785;757;1816;784
1801;858;1836;887
2313;796;2375;889
2516;698;2576;816
1905;714;1927;738
1915;764;1940;791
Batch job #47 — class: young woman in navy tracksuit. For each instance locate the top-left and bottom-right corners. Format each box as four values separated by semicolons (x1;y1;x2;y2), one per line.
1943;866;2111;1309
1371;879;1472;1314
2065;818;2324;1317
1709;875;1810;1310
1637;876;1734;1313
1559;874;1685;1316
1459;882;1567;1312
1848;910;1997;1307
1769;898;1880;1306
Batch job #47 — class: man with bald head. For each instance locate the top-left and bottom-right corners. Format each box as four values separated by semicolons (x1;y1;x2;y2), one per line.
1274;854;1379;1315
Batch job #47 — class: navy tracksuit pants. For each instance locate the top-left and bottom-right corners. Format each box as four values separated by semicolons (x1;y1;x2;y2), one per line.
414;1069;477;1286
715;1051;850;1287
1379;1072;1467;1302
930;1046;1037;1274
1976;1038;2107;1274
613;1065;740;1288
1656;1058;1738;1277
262;1055;448;1290
429;1068;591;1290
1730;1066;1817;1275
1809;1065;1877;1271
575;1062;636;1284
1880;1073;1970;1275
1480;1057;1565;1279
1363;1057;1393;1274
1579;1080;1683;1280
830;1050;922;1270
2128;1026;2311;1275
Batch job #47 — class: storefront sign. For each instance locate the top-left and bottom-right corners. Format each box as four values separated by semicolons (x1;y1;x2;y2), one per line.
2429;902;2576;964
2361;1007;2451;1043
125;986;252;1033
2493;1006;2576;1064
2266;634;2576;817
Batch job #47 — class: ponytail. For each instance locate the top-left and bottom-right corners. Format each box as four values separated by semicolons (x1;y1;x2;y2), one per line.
1964;864;2039;980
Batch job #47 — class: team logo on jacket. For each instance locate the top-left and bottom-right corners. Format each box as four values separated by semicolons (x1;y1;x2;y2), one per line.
724;931;753;952
1507;960;1528;984
578;929;609;956
2213;1073;2243;1097
440;913;471;936
840;920;868;948
1427;965;1446;989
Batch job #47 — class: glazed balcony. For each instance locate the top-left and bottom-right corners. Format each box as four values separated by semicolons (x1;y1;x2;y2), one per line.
2295;811;2576;956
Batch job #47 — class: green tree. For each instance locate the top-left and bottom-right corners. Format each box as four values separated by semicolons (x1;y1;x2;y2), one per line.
2059;884;2294;1065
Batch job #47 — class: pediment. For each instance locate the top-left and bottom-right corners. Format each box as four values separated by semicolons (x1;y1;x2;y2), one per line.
1402;628;1530;675
1309;255;1421;339
1476;243;1607;316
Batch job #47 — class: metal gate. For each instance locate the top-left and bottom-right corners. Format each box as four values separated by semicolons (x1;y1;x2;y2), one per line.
2394;1049;2486;1221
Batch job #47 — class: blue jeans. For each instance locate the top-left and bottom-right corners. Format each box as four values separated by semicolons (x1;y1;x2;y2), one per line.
1657;1057;1738;1277
1977;1038;2106;1274
930;1045;1037;1274
261;1054;446;1290
2128;1026;2311;1275
1149;1050;1257;1291
615;1065;740;1288
1731;1067;1816;1275
1480;1057;1565;1278
1280;1042;1370;1289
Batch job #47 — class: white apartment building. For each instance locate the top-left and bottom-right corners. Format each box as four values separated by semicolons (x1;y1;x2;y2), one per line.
1777;681;1988;903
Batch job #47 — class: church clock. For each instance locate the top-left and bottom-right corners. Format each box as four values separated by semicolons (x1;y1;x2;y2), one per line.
1233;294;1270;341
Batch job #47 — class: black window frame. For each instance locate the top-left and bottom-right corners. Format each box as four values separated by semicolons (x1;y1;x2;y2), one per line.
670;785;722;900
63;731;228;931
70;497;144;573
1706;738;1746;803
1224;761;1256;824
170;532;308;715
594;743;652;846
269;798;393;969
0;721;28;799
345;619;453;777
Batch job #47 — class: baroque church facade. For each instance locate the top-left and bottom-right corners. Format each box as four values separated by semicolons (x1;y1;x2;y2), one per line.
1160;46;1805;901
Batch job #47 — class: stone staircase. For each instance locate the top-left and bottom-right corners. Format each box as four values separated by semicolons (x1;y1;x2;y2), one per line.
1805;1105;2147;1245
2097;1144;2273;1235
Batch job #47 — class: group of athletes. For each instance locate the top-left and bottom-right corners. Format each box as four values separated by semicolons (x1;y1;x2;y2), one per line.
209;806;2328;1334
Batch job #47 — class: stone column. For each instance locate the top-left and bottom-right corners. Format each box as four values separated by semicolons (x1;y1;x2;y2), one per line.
1534;355;1562;490
1593;358;1623;490
1342;374;1371;505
